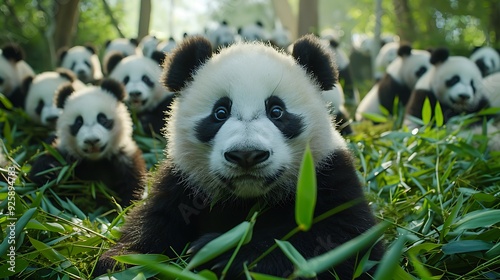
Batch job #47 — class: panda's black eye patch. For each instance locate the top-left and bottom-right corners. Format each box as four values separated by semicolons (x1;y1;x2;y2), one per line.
265;96;304;139
123;76;130;85
84;61;91;68
471;80;476;93
0;76;4;85
35;100;44;115
70;116;84;136
142;75;154;88
415;66;427;78
97;113;114;130
195;97;232;143
70;62;76;70
445;75;460;87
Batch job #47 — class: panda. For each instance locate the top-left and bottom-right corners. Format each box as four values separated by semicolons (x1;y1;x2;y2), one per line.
28;79;146;208
157;37;177;54
238;21;269;42
138;35;160;57
0;44;35;107
356;44;431;121
321;83;353;135
405;48;490;128
22;69;85;129
374;41;400;81
106;51;174;136
103;38;141;74
206;21;237;50
270;24;291;50
470;46;500;77
94;35;384;279
58;45;103;84
482;71;500;109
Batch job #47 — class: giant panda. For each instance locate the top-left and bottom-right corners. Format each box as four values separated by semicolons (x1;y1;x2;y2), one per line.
238;21;269;42
138;35;160;57
106;51;174;136
374;41;400;81
405;48;490;128
206;21;237;50
28;79;146;207
356;44;431;121
0;44;35;107
58;45;103;84
321;83;353;135
22;69;84;129
94;35;384;279
470;46;500;77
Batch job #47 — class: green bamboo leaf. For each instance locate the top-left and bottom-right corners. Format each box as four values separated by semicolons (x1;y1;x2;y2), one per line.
274;240;308;270
407;252;438;280
485;242;500;259
422;97;431;125
442;240;494;255
362;112;388;123
440;194;463;241
186;220;253;270
29;237;80;275
295;143;317;231
435;102;444;127
250;272;287;280
0;93;13;109
452;209;500;231
113;254;171;265
373;234;406;280
293;221;389;277
0;208;37;256
42;142;66;165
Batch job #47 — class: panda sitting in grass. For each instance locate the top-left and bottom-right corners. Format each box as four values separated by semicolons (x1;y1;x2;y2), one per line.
94;35;384;279
0;44;35;108
28;79;146;208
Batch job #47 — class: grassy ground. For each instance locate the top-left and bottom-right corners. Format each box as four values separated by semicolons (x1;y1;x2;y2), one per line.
1;93;499;279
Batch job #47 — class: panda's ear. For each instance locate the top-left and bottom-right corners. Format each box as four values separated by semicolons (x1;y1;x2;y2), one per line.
397;44;412;57
84;44;97;55
57;47;69;66
105;51;125;74
430;48;449;65
20;76;34;99
105;40;112;48
56;67;77;82
329;39;339;48
55;84;76;109
162;36;213;92
150;50;166;66
292;34;337;91
100;78;125;101
2;44;25;62
130;38;139;46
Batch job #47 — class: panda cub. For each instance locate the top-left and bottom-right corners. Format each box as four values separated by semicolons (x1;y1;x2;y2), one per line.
58;45;103;84
470;46;500;77
356;45;431;121
22;69;84;129
95;35;383;278
106;51;174;136
405;48;490;128
0;44;35;107
28;79;146;207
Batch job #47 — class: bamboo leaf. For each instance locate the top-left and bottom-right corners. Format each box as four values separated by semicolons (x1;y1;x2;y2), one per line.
422;97;432;125
373;234;406;280
295;143;317;231
435;102;444;127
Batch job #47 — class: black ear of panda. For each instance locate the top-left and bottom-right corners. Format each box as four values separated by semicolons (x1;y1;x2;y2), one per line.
55;84;76;109
105;51;126;74
84;44;97;55
292;34;337;91
130;38;139;46
56;68;77;82
150;50;166;66
430;48;450;65
20;76;34;99
2;44;25;62
57;47;69;66
101;78;125;101
397;44;412;57
162;36;213;92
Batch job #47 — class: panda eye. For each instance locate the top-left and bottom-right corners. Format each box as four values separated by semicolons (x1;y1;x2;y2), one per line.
97;113;114;130
415;66;427;78
123;76;130;85
35;100;44;115
445;75;460;87
70;62;76;70
142;75;154;87
269;105;284;119
70;115;84;136
84;61;91;68
471;80;476;93
214;106;229;121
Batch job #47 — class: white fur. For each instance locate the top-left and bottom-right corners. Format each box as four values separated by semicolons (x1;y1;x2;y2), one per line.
166;41;346;201
108;54;170;112
238;23;269;42
104;38;141;58
355;84;382;121
374;42;399;80
157;38;177;53
321;83;346;115
139;35;160;57
0;51;34;97
470;46;500;77
482;71;500;108
207;22;237;49
386;49;431;89
60;46;103;84
56;86;135;161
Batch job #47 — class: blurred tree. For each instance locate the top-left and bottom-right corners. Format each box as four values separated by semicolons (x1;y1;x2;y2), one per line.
298;0;318;36
138;0;152;40
53;0;80;53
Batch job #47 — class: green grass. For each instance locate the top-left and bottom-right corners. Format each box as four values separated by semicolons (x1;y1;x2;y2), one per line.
1;96;499;279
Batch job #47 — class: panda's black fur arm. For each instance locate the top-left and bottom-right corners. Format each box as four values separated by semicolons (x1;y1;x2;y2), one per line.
378;74;411;115
138;93;175;136
94;149;383;279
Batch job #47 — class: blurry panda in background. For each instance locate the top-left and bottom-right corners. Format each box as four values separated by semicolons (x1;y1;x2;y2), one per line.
0;44;35;107
106;50;174;136
58;45;103;84
95;35;384;279
103;38;141;74
374;41;400;81
483;71;500;109
206;21;237;50
238;20;269;42
470;46;500;77
22;69;85;130
139;35;160;57
157;37;177;54
405;48;490;128
270;23;291;50
28;79;146;208
356;44;431;121
321;83;353;135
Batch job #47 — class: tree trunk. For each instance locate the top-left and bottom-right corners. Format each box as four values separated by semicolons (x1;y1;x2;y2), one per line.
271;0;298;41
392;0;415;42
53;0;80;51
138;0;152;41
298;0;318;37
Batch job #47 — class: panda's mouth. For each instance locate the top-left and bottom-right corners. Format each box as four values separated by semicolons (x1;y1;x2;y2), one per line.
83;144;107;154
129;97;148;108
217;169;284;192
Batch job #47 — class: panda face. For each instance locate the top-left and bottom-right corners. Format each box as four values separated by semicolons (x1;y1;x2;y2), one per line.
387;49;431;89
165;39;345;201
60;46;100;84
238;22;268;42
470;46;500;77
57;86;133;160
105;38;140;58
431;56;483;111
209;22;236;49
109;55;165;112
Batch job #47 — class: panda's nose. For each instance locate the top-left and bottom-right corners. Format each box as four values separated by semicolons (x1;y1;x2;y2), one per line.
46;116;58;123
129;91;142;97
224;150;270;169
458;94;470;101
84;138;100;145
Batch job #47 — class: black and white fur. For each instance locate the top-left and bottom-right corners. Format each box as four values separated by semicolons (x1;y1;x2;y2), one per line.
356;45;431;121
28;79;146;207
470;46;500;77
405;48;490;127
95;35;383;279
106;51;174;136
58;45;103;84
0;44;35;107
